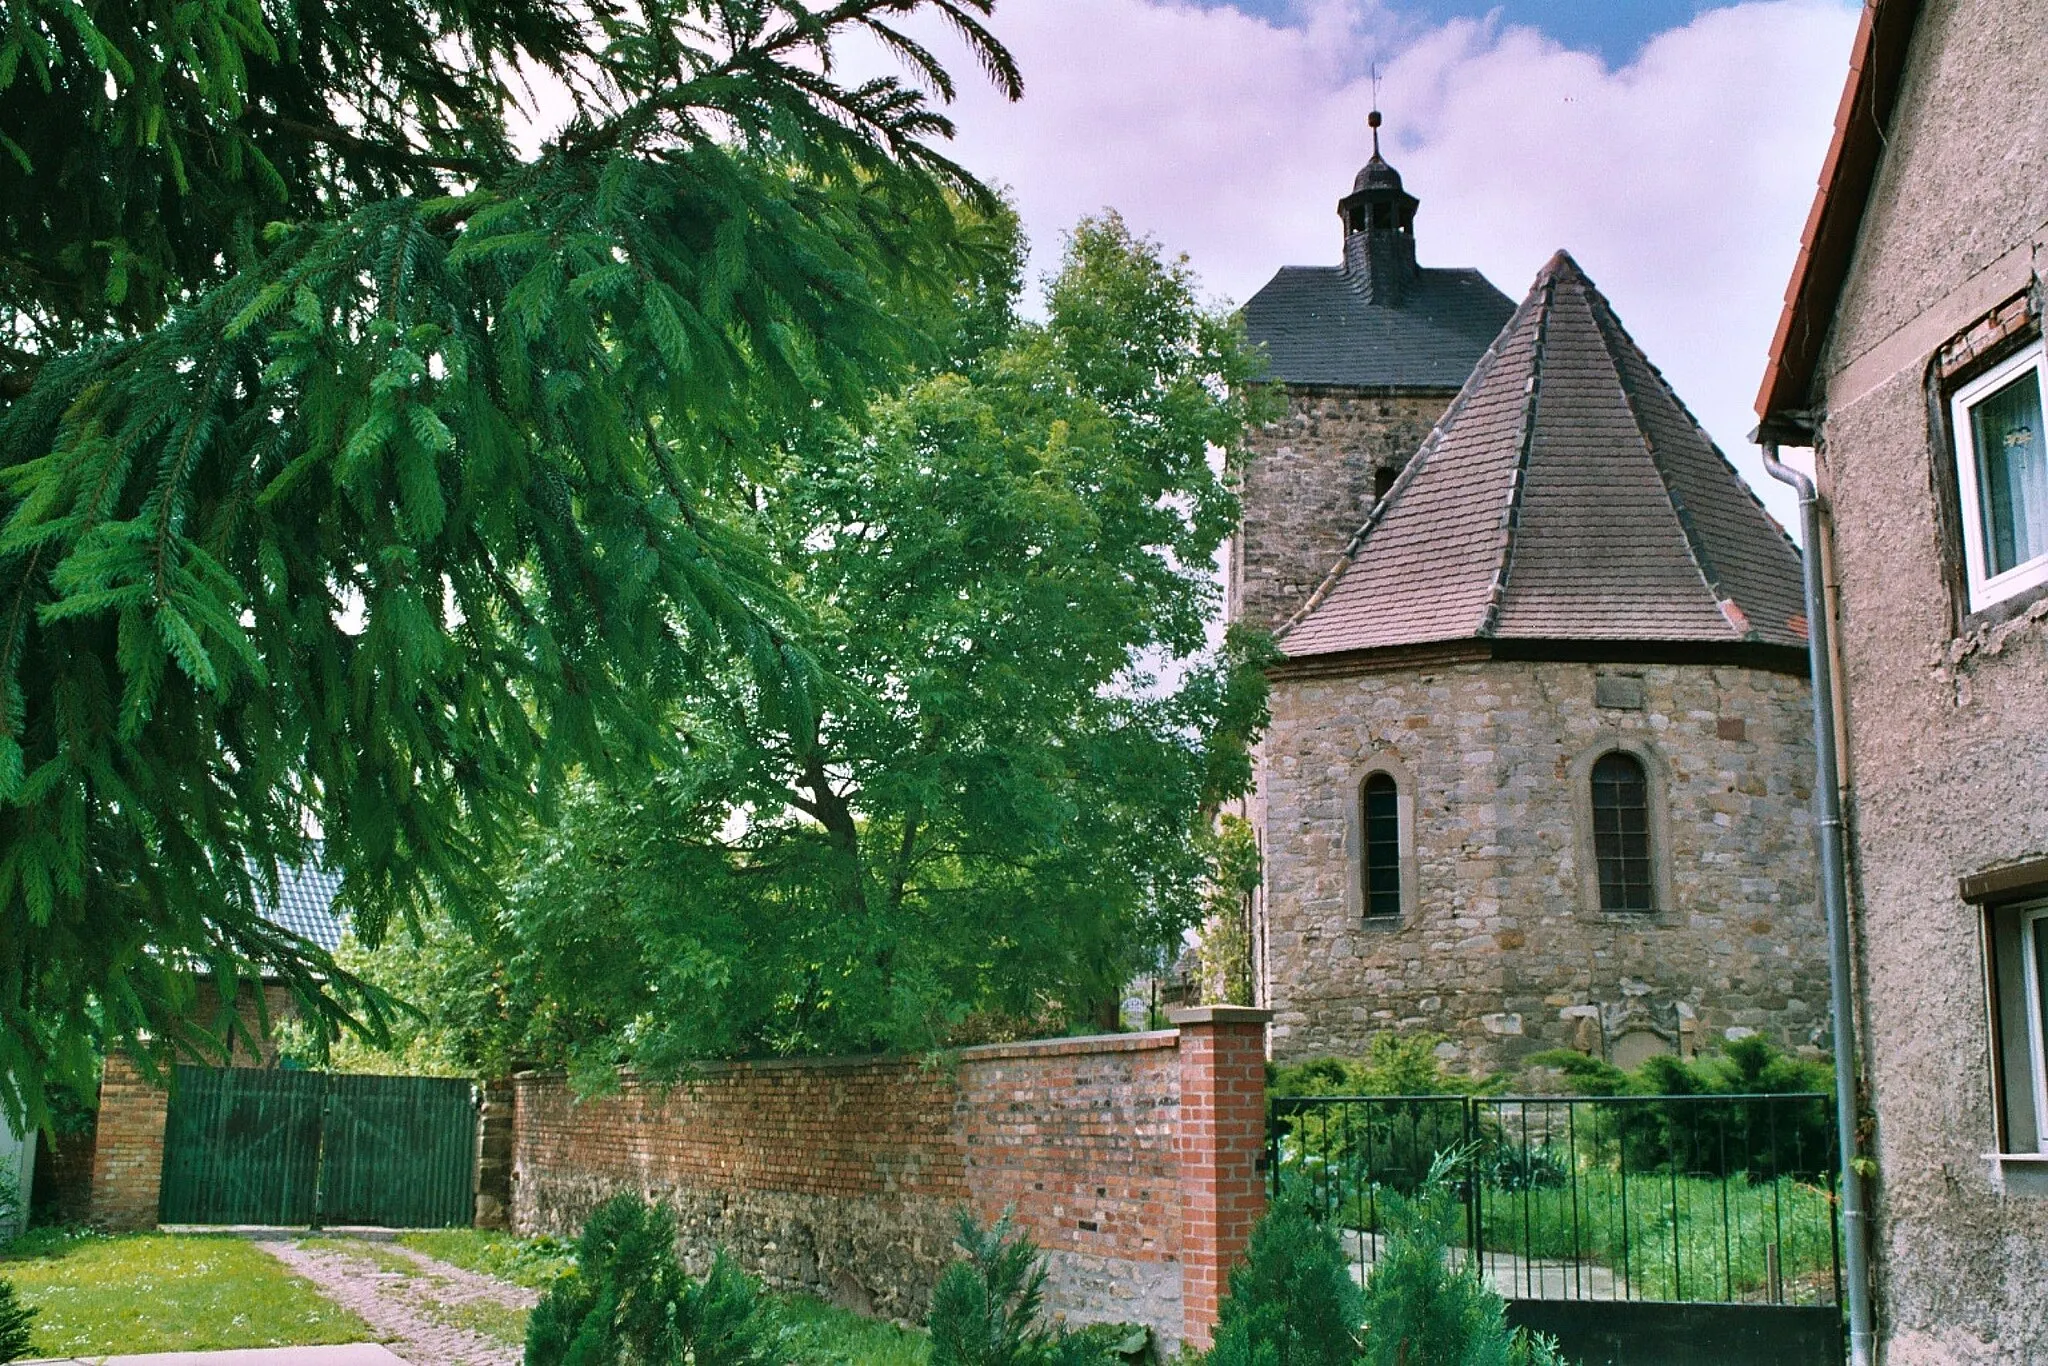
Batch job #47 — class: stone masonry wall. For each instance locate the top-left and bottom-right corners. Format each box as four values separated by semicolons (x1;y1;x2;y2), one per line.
510;1014;1270;1353
1258;658;1825;1072
1230;387;1455;631
1805;0;2048;1359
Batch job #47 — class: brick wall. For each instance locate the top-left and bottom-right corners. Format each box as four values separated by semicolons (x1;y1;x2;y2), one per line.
511;1010;1269;1351
88;1052;167;1231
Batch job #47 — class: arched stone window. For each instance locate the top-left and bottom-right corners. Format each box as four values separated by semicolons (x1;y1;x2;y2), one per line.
1361;772;1402;918
1569;739;1673;918
1590;752;1654;912
1344;755;1417;924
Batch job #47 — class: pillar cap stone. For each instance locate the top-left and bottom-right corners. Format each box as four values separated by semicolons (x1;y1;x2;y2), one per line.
1168;1005;1273;1026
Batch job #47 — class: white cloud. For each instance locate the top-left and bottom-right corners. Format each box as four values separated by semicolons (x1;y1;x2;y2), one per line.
876;0;1858;527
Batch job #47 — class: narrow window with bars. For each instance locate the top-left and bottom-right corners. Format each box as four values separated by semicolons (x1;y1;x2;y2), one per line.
1362;772;1401;918
1590;751;1654;912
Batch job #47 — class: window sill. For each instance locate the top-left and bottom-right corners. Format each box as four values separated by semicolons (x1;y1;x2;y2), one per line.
1359;915;1405;931
1984;1152;2048;1196
1959;575;2048;635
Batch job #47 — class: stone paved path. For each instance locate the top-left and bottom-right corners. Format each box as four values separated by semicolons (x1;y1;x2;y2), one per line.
1340;1228;1625;1299
256;1237;540;1366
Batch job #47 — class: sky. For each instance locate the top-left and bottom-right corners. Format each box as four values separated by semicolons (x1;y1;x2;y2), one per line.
838;0;1860;529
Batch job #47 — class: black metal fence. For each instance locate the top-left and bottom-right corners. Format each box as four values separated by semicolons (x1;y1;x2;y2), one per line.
1268;1092;1842;1308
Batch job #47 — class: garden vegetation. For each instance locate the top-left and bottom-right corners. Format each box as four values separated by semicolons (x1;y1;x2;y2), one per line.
0;0;1045;1124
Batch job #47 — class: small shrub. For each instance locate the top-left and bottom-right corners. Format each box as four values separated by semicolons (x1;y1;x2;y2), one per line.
1526;1036;1834;1179
1356;1151;1507;1366
1205;1203;1361;1366
0;1279;32;1362
928;1209;1117;1366
525;1193;770;1366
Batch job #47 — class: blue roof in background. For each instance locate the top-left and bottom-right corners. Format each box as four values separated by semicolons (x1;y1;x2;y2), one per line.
252;859;347;951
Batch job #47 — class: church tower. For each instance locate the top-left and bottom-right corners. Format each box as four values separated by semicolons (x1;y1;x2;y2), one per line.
1231;115;1514;631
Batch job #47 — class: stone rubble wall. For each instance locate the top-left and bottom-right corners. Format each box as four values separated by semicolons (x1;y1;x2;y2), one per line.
1258;658;1827;1071
1230;387;1455;632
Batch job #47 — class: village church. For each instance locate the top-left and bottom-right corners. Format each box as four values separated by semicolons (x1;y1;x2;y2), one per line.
1231;118;1834;1072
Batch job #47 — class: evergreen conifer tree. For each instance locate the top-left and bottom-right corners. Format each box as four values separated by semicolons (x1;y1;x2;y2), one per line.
1206;1202;1363;1366
526;1192;770;1366
0;0;1021;1124
0;1278;31;1362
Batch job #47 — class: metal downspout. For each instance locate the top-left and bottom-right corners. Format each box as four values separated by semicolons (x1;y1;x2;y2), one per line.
1761;440;1874;1366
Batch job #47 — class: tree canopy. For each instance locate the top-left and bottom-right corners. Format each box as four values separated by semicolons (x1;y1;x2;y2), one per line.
0;0;1026;1122
311;214;1272;1077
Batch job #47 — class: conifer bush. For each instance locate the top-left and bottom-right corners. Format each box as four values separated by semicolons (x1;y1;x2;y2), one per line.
1204;1156;1571;1366
0;1279;32;1363
524;1193;769;1366
1205;1203;1362;1366
927;1209;1118;1366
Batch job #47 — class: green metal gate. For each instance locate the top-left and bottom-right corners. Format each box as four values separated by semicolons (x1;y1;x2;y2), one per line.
160;1066;478;1227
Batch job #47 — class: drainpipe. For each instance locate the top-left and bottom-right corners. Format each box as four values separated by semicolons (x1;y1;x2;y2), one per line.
1760;439;1873;1366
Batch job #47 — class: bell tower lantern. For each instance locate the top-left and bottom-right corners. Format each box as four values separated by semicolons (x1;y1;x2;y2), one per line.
1337;111;1420;304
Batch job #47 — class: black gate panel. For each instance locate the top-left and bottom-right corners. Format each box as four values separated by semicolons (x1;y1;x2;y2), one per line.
1507;1300;1845;1366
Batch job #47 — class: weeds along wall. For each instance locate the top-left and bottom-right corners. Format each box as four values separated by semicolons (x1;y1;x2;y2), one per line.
508;1008;1270;1352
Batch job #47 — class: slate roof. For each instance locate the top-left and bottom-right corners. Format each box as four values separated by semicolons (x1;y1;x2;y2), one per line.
1275;251;1809;659
1242;265;1517;389
251;857;346;951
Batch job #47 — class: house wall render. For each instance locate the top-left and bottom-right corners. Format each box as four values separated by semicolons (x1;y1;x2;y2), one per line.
1800;0;2048;1360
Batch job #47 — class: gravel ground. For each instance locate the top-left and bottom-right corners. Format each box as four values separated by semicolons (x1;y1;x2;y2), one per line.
259;1237;541;1366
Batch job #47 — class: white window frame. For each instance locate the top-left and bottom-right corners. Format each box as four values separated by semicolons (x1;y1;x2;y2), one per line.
2023;904;2048;1156
1950;339;2048;613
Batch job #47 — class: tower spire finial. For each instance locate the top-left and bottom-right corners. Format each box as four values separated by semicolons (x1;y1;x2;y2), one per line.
1368;108;1382;159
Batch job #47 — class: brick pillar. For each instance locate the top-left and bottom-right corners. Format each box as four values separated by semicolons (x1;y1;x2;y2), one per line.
1171;1005;1271;1351
89;1052;168;1231
474;1078;515;1229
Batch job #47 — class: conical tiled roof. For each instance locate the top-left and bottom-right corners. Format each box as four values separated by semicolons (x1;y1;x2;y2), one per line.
1275;251;1808;659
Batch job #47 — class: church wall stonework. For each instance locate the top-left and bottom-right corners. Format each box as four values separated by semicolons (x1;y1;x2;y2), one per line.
1229;388;1454;631
1256;657;1827;1072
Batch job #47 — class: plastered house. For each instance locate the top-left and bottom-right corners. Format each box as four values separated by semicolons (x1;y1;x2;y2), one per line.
1756;0;2048;1360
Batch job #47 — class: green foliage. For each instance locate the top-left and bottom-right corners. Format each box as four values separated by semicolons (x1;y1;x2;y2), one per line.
1523;1036;1834;1179
526;1193;770;1366
927;1209;1116;1366
1205;1203;1361;1366
1474;1166;1837;1304
0;0;1027;1125
397;1229;577;1292
368;213;1273;1072
1353;1153;1508;1366
1269;1034;1494;1101
0;1279;30;1362
1193;815;1261;1007
771;1293;932;1366
1268;1034;1499;1209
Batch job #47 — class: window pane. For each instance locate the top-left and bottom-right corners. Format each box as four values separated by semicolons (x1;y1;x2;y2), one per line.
1590;752;1653;912
2034;915;2048;1110
1363;774;1400;917
1971;367;2048;576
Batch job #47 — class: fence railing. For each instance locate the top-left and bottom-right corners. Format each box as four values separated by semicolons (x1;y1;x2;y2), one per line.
1268;1092;1841;1308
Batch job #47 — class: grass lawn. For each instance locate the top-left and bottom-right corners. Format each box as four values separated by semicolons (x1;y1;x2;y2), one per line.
1;1229;372;1357
771;1293;929;1366
1475;1171;1838;1302
398;1227;577;1290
